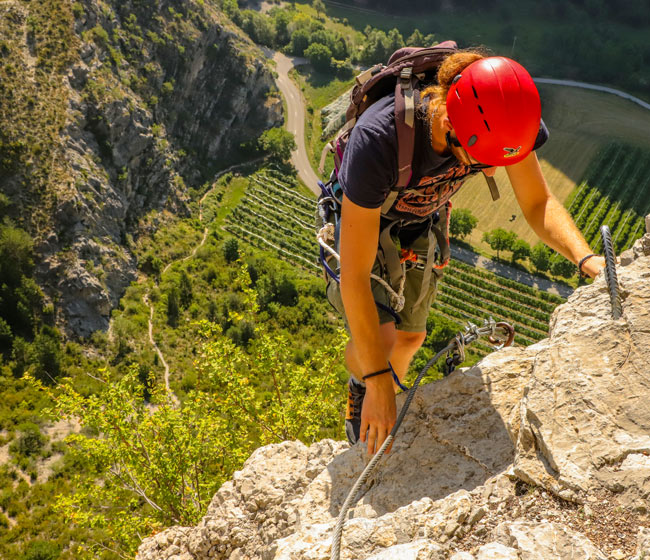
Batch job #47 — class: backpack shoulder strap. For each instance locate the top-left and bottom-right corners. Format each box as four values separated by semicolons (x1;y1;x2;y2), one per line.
395;66;417;188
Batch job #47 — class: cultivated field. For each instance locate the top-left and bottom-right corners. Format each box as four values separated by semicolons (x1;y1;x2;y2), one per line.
437;84;650;251
224;172;564;354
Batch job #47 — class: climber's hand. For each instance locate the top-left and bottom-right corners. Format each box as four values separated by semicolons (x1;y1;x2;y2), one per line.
582;255;606;279
360;375;396;456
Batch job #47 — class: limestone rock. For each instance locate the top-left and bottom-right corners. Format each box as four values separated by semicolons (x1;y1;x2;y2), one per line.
514;256;650;505
137;252;650;560
476;542;518;560
450;552;475;560
634;526;650;560
494;521;607;559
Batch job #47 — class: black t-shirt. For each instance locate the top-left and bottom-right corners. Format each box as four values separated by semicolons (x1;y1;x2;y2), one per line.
338;93;549;222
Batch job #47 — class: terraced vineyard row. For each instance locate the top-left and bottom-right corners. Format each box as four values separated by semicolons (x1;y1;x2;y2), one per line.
565;142;650;254
224;173;320;271
224;173;564;348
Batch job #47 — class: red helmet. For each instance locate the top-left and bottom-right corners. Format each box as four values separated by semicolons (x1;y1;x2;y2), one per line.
446;57;541;166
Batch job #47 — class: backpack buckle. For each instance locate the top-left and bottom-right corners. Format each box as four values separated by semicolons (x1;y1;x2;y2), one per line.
400;67;413;88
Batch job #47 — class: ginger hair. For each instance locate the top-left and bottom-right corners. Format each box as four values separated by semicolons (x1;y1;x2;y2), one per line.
421;48;489;125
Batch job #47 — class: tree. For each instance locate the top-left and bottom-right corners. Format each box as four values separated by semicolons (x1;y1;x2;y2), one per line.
482;228;517;259
288;28;310;56
511;239;531;264
224;237;240;263
449;208;478;240
240;10;275;47
530;242;551;273
551;256;575;279
26;266;345;558
167;286;180;327
386;28;404;53
179;270;193;309
406;29;425;47
312;0;325;17
257;127;296;164
304;42;332;72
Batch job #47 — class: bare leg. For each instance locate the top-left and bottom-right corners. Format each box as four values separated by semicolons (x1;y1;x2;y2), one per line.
345;326;425;390
389;330;426;386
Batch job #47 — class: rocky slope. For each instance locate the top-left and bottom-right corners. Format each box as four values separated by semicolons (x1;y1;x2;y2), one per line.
0;0;281;337
137;219;650;560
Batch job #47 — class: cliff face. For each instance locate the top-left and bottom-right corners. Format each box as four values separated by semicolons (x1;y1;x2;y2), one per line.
0;0;281;337
137;222;650;560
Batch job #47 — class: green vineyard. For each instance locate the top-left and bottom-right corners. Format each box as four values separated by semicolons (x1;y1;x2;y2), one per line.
223;172;566;356
565;142;650;254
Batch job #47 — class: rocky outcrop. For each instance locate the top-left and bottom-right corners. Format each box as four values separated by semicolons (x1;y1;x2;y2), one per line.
137;221;650;559
1;0;282;337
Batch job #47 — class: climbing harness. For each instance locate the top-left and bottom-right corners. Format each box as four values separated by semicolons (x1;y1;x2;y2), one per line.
600;225;623;320
316;178;450;324
330;319;515;560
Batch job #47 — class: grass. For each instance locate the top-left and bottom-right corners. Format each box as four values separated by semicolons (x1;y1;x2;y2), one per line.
450;84;650;254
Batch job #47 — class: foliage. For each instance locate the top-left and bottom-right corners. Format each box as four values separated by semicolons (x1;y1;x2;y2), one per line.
257;128;296;165
179;270;193;309
28;367;243;558
0;222;46;351
449;208;478;240
564;143;650;255
196;265;345;445
224;237;240;263
10;422;46;459
511;239;531;264
482;228;517;260
22;541;61;560
551;255;576;279
25;266;345;557
305;43;333;72
530;242;552;273
166;286;180;327
358;26;405;65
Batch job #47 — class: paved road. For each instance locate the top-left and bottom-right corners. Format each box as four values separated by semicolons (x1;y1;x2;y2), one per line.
273;52;323;196
533;78;650;112
450;242;575;299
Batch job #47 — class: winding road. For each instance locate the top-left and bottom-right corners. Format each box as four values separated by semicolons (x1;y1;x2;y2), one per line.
273;52;323;196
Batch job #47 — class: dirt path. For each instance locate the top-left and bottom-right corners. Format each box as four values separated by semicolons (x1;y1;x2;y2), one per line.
141;160;261;404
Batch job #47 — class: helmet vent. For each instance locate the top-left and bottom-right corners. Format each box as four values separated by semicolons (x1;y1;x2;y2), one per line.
478;105;484;114
484;120;491;132
472;86;479;98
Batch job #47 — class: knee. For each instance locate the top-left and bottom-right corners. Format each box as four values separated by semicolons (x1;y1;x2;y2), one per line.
396;330;426;351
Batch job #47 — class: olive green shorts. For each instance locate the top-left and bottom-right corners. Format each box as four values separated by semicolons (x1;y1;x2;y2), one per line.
326;231;442;333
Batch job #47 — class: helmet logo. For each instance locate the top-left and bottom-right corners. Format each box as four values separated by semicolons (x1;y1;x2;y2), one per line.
503;146;522;158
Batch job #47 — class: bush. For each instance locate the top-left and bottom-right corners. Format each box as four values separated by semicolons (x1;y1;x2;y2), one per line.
10;422;46;459
22;540;61;560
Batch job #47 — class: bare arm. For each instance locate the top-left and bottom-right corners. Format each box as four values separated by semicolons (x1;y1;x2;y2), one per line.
339;194;396;454
506;152;605;278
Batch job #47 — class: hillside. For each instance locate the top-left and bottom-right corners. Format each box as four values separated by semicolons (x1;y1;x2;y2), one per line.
137;222;650;560
0;0;282;338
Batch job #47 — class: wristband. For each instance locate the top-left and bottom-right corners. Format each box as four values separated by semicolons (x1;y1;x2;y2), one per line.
578;253;598;277
362;367;392;381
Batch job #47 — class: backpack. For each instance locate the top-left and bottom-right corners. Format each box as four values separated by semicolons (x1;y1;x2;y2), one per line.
318;40;500;210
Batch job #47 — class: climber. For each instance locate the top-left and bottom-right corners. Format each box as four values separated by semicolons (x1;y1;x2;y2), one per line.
325;49;606;456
